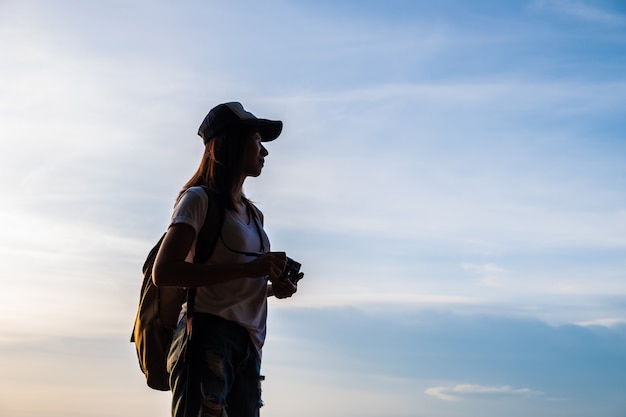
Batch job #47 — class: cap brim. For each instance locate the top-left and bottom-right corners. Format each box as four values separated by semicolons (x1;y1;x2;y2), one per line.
242;119;283;142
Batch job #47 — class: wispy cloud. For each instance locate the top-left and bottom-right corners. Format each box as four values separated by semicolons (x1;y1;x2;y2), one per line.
425;383;542;401
462;263;508;287
530;0;626;25
575;317;626;327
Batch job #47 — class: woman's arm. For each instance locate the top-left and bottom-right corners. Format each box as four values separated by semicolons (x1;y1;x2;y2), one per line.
152;222;287;288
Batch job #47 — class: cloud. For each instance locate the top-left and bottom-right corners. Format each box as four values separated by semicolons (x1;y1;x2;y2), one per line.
462;262;508;287
575;317;626;327
530;0;626;25
255;80;626;254
425;384;542;401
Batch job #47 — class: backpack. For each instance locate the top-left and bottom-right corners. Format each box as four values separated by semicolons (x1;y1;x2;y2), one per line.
131;186;224;391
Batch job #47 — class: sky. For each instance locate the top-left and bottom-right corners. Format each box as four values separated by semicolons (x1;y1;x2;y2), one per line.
0;0;625;416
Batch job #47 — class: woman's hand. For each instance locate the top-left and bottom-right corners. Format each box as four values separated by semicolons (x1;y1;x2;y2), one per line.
248;251;287;281
269;273;302;299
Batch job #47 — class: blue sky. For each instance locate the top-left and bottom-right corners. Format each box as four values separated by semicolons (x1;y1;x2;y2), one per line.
1;0;625;416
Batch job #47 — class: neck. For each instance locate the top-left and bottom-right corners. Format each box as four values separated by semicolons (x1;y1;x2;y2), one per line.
233;177;245;203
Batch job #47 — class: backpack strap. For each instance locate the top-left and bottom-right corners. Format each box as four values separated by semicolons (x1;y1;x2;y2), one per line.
186;186;225;339
194;186;225;263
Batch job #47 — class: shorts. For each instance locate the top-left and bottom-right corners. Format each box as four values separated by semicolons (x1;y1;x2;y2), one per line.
168;313;263;417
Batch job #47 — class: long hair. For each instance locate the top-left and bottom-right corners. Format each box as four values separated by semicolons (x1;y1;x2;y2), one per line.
180;124;255;209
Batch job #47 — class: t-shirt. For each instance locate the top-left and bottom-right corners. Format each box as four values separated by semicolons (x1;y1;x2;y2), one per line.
169;186;270;358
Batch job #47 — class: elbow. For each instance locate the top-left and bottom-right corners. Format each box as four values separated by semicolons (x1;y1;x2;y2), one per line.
152;266;163;287
152;261;170;287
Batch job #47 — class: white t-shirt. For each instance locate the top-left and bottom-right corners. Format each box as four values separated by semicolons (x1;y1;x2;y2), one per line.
169;186;270;358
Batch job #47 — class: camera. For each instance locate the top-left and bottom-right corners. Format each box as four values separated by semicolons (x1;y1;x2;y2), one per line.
282;257;302;284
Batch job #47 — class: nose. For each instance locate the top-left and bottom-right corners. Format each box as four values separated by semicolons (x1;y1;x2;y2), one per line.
261;144;268;156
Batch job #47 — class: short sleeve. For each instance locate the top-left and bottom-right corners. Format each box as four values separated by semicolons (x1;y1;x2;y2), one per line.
170;187;208;237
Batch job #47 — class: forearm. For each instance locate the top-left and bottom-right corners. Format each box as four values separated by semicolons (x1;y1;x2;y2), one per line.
153;260;258;288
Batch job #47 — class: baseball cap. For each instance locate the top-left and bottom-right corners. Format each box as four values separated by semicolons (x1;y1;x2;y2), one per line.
197;102;283;144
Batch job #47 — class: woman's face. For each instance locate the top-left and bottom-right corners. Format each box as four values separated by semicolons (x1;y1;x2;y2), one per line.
243;129;269;177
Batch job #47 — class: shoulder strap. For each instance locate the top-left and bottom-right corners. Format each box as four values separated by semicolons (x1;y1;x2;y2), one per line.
245;201;266;253
245;200;264;226
186;186;225;335
194;186;225;264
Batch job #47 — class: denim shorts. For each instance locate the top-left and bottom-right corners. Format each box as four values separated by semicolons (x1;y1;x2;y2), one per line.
168;313;263;417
